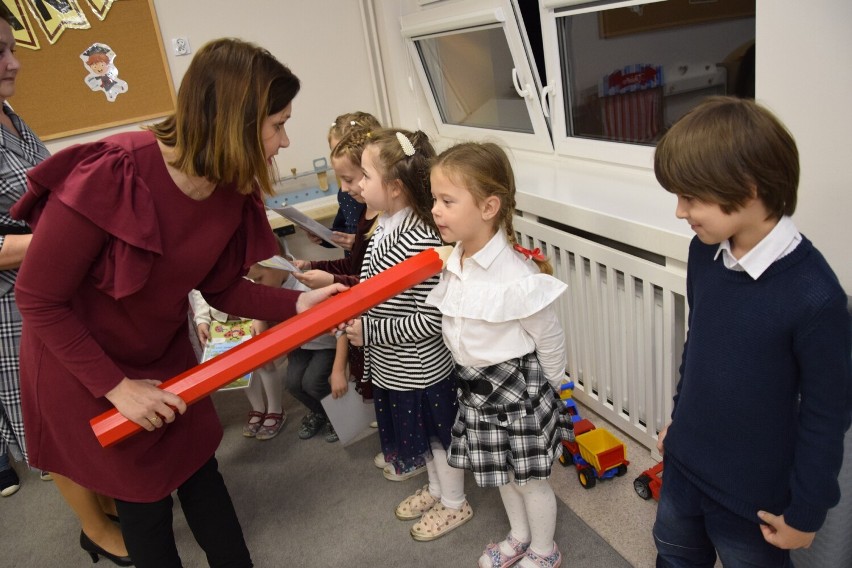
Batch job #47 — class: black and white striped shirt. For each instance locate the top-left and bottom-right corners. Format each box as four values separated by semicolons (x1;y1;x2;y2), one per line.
360;211;454;391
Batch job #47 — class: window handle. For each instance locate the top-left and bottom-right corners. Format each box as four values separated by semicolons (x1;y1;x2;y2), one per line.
511;68;531;99
540;84;554;118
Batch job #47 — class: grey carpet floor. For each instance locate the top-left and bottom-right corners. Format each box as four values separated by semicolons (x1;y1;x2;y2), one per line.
0;390;630;567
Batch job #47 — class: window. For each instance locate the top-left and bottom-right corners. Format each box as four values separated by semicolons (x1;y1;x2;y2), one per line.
542;0;755;166
401;0;755;168
401;0;553;152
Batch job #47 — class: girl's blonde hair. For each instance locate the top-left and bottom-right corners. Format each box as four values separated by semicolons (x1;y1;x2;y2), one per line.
432;142;552;274
149;38;300;197
330;125;373;169
365;128;439;237
328;111;381;148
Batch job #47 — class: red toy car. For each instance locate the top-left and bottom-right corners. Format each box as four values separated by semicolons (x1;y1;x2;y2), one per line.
633;461;664;500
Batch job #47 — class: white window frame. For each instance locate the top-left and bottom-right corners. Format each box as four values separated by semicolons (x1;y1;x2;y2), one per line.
539;0;668;169
401;0;554;154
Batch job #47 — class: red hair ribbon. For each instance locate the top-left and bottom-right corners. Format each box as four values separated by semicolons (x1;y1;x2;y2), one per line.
513;244;546;261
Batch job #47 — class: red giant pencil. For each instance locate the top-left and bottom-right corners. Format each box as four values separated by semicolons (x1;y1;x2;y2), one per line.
91;245;452;448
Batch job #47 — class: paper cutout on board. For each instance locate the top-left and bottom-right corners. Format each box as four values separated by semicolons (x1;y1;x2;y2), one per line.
2;0;39;49
83;0;113;20
81;42;127;102
24;0;89;44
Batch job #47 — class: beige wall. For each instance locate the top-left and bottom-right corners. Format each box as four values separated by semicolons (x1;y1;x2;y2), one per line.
756;0;852;290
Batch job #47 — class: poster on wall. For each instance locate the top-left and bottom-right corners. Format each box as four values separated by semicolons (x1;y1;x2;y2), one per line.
2;0;117;48
4;0;175;140
4;0;40;49
24;0;90;45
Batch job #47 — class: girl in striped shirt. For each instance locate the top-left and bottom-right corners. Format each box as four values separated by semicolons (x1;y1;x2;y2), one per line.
343;128;472;541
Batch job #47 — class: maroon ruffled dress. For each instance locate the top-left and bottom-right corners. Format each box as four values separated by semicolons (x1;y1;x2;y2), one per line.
11;131;300;502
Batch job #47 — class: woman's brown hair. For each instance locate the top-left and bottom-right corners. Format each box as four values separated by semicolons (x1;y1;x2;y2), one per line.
149;38;300;196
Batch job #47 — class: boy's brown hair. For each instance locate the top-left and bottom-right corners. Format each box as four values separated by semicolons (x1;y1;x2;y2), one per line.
654;96;799;218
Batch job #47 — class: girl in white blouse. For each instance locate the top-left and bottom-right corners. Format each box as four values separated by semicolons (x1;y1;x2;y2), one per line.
427;142;569;568
343;128;471;541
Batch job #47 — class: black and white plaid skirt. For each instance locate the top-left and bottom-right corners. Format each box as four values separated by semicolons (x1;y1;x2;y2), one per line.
448;352;568;488
0;289;26;463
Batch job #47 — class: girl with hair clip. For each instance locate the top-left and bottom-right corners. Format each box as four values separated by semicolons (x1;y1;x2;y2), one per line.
427;142;569;568
342;128;473;541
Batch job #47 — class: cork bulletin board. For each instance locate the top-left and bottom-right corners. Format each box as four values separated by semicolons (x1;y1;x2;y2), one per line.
7;0;175;140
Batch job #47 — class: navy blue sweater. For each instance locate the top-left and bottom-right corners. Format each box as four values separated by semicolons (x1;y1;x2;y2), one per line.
665;236;852;532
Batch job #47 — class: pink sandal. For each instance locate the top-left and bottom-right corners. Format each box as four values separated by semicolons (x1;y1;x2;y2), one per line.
522;544;562;568
255;411;286;441
242;410;265;438
478;534;530;568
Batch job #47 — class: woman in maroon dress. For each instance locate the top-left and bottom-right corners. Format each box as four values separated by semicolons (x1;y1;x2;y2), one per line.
11;38;343;567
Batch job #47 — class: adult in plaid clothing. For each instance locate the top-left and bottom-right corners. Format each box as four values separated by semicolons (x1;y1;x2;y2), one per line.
427;142;570;568
0;6;49;498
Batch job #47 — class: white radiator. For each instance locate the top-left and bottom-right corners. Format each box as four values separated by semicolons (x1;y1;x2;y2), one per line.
514;213;687;452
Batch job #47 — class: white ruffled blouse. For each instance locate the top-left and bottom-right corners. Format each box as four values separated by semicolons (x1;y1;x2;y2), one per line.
425;230;568;386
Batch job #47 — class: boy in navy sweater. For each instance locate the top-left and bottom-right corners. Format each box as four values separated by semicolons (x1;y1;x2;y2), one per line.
653;96;851;567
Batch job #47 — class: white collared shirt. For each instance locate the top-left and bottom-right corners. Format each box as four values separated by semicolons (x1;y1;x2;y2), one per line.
715;215;802;279
425;231;568;386
372;206;411;246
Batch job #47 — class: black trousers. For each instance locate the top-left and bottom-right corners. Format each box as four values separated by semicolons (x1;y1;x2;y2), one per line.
114;456;252;568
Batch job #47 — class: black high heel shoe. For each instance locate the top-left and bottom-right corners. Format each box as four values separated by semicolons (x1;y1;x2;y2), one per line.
79;531;133;566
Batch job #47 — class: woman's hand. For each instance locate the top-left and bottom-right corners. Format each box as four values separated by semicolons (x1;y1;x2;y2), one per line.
0;233;32;270
105;377;188;432
343;318;364;347
292;259;311;271
329;368;349;399
293;269;334;289
295;283;348;314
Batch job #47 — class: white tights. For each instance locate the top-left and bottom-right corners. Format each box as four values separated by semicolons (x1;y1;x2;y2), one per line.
498;473;557;557
245;360;284;421
424;440;466;509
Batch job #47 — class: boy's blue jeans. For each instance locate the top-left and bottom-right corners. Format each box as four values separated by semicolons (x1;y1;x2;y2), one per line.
653;459;793;568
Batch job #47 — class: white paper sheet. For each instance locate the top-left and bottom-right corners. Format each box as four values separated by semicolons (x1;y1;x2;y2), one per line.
257;255;301;273
320;386;376;446
269;206;342;248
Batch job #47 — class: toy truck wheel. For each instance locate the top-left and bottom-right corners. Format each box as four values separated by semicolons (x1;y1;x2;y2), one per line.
578;466;597;489
634;475;652;500
559;454;570;467
615;464;628;477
